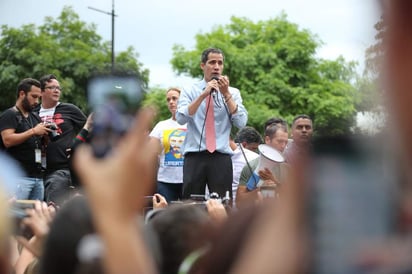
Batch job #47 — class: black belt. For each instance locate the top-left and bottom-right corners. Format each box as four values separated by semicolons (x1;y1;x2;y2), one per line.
27;173;43;179
186;151;228;156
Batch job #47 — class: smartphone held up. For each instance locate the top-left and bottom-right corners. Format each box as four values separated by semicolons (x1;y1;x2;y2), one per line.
306;136;399;274
9;200;35;239
87;74;144;157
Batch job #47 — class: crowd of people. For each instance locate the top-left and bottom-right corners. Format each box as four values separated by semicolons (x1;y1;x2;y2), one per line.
1;2;412;271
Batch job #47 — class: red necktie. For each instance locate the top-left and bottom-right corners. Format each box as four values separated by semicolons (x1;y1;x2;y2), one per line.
205;95;216;153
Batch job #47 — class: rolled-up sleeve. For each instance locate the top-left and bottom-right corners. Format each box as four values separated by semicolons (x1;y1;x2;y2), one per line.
176;87;192;125
230;88;248;128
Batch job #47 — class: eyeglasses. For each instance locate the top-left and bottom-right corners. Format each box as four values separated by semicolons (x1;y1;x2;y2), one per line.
44;86;62;91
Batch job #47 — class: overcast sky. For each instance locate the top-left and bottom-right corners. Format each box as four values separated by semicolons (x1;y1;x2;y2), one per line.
0;0;380;88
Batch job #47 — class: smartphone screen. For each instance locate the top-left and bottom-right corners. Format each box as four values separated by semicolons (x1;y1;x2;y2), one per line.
87;74;144;157
306;136;399;274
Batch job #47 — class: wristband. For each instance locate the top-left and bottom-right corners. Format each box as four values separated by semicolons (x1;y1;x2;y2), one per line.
75;128;89;143
224;94;232;102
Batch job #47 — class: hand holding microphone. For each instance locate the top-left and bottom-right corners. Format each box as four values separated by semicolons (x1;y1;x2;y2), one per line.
210;75;230;96
209;76;220;96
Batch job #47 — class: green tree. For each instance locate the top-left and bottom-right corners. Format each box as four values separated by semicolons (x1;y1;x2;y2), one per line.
171;15;359;136
351;15;387;136
142;86;170;120
356;16;385;113
0;6;149;112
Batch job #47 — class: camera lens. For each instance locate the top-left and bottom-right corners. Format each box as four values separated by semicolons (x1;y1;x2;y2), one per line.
49;130;60;141
47;124;60;141
209;192;220;199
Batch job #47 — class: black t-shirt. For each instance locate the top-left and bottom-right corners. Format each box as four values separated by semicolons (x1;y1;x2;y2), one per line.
0;107;43;177
35;103;86;171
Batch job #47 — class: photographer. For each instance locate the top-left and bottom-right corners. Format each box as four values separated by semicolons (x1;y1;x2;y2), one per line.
0;78;51;200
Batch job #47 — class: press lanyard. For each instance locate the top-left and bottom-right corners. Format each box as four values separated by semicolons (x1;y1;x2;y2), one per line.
15;106;41;164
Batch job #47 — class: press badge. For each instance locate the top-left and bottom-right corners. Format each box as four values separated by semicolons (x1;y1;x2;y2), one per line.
35;148;41;164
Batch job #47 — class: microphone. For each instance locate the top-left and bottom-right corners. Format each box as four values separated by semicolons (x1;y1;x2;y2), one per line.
210;76;219;96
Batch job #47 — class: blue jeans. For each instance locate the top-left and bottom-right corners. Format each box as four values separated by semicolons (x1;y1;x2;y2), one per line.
15;177;44;201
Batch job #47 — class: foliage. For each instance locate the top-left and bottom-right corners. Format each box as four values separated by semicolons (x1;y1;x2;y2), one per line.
364;16;385;79
0;6;149;113
356;16;385;113
171;15;359;136
351;14;387;136
142;86;171;121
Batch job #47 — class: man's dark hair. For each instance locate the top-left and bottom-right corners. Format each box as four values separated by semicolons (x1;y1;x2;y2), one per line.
16;78;41;99
201;48;224;64
292;114;312;127
39;74;58;90
264;117;288;131
147;204;210;274
234;126;262;144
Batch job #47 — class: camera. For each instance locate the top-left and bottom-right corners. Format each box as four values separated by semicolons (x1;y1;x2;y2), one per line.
189;191;231;206
45;122;60;141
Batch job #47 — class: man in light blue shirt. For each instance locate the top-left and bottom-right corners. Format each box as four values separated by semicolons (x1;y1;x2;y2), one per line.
176;47;248;200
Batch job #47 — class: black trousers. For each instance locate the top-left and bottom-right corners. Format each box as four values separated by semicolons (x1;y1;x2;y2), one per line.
182;151;233;200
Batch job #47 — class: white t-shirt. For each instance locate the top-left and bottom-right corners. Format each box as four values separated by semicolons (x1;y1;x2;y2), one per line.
149;118;187;184
39;104;59;123
231;145;259;203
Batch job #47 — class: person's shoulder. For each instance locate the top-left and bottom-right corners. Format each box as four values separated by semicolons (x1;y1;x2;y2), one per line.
240;157;258;175
251;156;260;163
150;118;180;136
182;79;205;92
57;103;85;115
57;102;80;109
152;118;171;128
248;157;259;166
243;148;259;160
166;119;188;130
0;107;18;121
0;107;16;116
284;140;295;154
228;86;241;93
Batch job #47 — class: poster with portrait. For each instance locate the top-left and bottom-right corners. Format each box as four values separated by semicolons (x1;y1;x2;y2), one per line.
162;128;186;166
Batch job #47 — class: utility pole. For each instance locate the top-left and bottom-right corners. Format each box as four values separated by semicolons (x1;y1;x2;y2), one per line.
88;0;117;73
